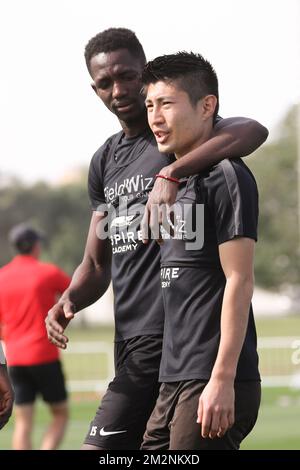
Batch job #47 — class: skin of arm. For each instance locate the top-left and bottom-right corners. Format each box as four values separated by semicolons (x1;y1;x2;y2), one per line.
46;211;112;349
197;237;255;439
0;343;14;429
142;117;268;241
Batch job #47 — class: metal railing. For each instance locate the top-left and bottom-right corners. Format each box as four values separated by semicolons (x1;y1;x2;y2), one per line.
62;337;300;392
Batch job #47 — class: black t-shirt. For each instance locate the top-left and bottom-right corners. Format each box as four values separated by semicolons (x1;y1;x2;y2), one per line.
159;158;260;382
88;128;174;341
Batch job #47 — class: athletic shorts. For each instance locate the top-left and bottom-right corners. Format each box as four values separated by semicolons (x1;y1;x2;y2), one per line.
84;335;162;450
141;379;261;450
9;360;68;405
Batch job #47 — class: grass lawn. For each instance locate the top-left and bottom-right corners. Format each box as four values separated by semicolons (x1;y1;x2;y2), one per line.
1;315;299;450
1;387;299;450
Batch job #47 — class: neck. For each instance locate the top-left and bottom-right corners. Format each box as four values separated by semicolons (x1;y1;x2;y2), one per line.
175;126;213;159
119;111;149;138
27;244;40;259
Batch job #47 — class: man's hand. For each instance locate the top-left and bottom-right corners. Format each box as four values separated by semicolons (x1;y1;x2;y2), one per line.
142;166;178;244
0;365;14;430
197;377;235;439
45;301;76;349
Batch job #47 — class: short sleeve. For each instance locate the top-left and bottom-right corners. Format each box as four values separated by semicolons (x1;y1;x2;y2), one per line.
204;159;258;245
88;150;106;210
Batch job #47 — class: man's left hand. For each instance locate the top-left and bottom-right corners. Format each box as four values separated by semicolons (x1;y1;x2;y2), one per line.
197;377;235;439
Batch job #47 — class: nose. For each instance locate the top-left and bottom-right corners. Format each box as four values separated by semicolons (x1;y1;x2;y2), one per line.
150;106;164;127
112;80;127;100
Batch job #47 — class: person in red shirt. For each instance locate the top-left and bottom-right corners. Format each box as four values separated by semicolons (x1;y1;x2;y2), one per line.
0;223;71;450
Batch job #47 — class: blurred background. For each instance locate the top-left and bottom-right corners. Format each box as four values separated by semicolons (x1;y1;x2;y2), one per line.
1;0;300;450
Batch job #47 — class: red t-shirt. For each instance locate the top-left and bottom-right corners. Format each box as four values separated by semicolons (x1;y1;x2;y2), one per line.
0;255;71;366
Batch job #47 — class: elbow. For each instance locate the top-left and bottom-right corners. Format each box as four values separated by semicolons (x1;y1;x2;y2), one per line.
227;273;254;300
240;275;254;300
236;119;269;156
246;278;254;299
253;120;269;146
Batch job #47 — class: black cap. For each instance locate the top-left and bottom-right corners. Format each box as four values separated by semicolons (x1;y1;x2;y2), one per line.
9;223;44;254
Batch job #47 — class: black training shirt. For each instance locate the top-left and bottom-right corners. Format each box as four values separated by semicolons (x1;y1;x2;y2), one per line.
88;128;174;341
159;158;260;382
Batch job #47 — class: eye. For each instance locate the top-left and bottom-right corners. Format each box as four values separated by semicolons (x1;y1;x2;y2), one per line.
145;103;153;110
120;71;138;81
97;79;111;90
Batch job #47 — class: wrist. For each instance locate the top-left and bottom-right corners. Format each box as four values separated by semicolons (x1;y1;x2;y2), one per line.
210;369;236;383
159;163;180;179
155;174;180;185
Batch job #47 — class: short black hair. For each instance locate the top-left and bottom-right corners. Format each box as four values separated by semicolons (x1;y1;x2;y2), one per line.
142;51;219;118
9;223;43;254
85;27;146;74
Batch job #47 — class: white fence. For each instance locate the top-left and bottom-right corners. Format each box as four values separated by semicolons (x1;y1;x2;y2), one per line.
258;337;300;387
62;337;300;392
63;341;114;393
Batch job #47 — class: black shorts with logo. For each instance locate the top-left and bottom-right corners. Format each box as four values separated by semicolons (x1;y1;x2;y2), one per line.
9;360;68;405
142;380;261;450
84;335;162;450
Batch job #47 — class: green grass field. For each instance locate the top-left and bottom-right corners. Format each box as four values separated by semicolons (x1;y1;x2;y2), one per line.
1;316;299;450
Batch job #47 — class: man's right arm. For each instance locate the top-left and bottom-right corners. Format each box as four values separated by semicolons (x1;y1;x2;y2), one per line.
0;343;14;430
46;211;111;349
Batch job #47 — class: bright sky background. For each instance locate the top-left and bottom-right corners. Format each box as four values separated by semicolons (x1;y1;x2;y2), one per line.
0;0;299;184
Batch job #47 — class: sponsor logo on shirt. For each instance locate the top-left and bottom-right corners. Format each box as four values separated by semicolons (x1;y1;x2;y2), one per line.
161;267;180;288
99;427;127;436
104;175;153;203
110;215;136;228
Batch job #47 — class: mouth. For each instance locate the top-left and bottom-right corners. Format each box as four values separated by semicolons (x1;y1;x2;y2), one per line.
153;130;170;144
114;102;134;113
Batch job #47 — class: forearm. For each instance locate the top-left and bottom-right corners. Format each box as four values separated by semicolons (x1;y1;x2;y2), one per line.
59;258;111;312
160;118;268;179
211;276;254;381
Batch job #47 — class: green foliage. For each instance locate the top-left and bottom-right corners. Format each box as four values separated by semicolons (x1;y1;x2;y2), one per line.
0;170;90;275
247;105;300;288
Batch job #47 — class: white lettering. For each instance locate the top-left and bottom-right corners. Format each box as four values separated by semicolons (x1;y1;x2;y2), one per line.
104;175;154;202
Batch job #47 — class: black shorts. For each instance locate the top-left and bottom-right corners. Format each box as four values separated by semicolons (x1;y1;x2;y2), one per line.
9;360;68;405
84;335;162;450
142;380;261;450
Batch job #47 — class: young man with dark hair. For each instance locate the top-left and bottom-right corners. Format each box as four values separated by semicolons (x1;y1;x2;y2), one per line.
46;28;267;450
0;223;70;449
141;51;261;450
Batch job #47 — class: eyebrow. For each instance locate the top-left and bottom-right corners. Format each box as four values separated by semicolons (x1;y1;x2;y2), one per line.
145;95;174;104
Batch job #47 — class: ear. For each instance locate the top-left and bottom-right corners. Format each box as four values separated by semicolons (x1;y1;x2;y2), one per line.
202;95;217;120
91;82;98;95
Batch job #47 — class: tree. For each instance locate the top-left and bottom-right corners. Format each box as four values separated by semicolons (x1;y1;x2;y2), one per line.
247;104;299;288
0;170;90;274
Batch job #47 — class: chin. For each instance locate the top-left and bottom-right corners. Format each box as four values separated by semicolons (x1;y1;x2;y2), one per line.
157;143;172;154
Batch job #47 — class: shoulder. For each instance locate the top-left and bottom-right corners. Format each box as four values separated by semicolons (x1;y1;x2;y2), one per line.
91;131;122;167
201;158;257;193
0;261;13;278
37;262;64;276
